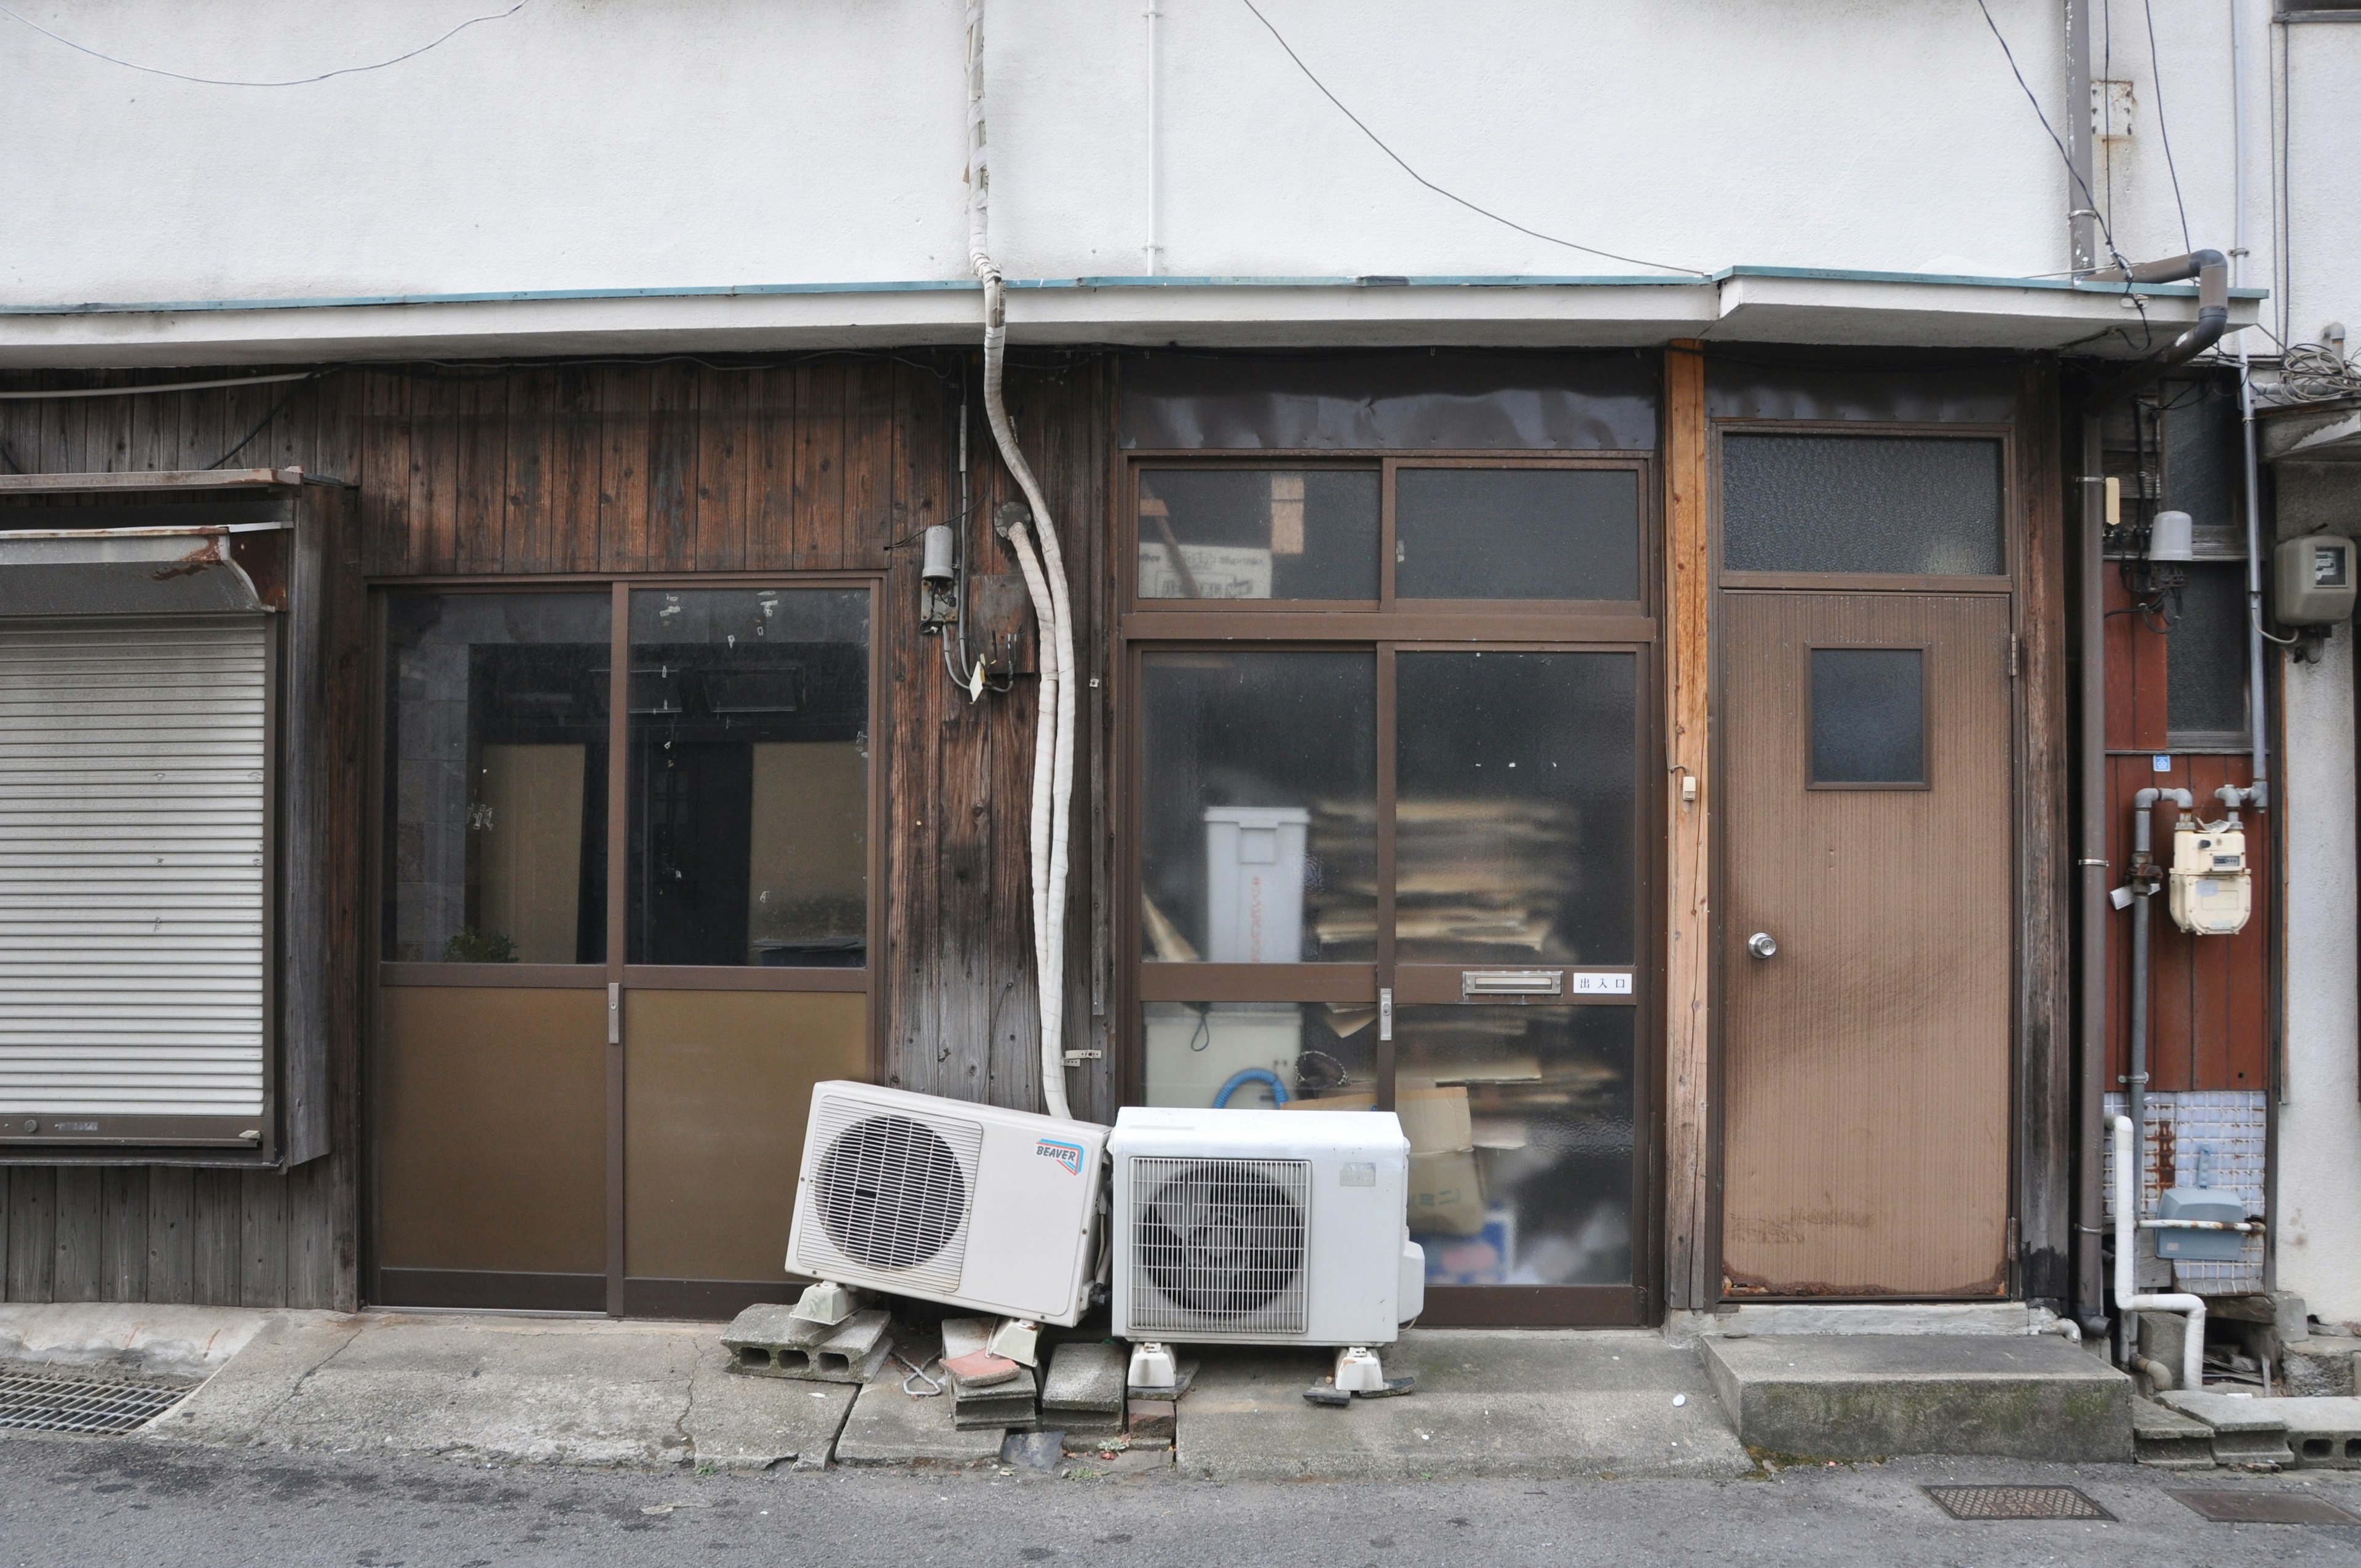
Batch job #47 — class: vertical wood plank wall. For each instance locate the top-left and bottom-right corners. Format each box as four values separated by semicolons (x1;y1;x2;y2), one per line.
0;355;1117;1305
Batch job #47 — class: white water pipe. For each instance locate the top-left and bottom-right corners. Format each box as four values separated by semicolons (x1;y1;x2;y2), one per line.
2113;1114;2205;1392
967;0;1075;1120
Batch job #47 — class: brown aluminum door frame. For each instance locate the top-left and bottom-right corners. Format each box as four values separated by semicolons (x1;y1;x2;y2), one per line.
364;574;885;1320
1116;449;1663;1327
1706;418;2023;1304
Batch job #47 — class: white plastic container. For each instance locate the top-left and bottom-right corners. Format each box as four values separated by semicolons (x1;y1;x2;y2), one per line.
1203;806;1309;964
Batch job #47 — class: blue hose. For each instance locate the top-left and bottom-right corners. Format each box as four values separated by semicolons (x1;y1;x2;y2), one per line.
1213;1068;1289;1109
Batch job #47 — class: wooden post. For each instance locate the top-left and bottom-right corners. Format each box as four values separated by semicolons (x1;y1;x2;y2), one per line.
1663;341;1714;1312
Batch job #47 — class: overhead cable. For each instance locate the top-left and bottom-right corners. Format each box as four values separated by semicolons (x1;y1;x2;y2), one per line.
0;2;528;87
1235;0;1705;278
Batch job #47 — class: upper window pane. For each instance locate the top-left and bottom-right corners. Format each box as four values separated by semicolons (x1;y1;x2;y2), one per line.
1136;469;1378;600
1810;647;1925;785
382;593;611;964
1723;434;2004;576
1395;469;1641;600
627;589;869;967
1395;651;1637;964
2167;562;2249;739
1139;651;1376;962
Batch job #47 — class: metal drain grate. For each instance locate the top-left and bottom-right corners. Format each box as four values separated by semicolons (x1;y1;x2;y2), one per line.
0;1372;189;1435
2172;1490;2361;1526
1924;1484;2116;1521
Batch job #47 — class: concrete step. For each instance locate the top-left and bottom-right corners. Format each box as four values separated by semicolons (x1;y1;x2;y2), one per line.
2132;1395;2218;1469
1699;1334;2133;1463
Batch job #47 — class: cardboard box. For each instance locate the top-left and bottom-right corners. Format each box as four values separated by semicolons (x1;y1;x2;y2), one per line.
1407;1149;1487;1237
1287;1085;1471;1156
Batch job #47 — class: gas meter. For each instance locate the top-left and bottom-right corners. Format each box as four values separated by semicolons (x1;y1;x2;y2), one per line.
2167;812;2251;936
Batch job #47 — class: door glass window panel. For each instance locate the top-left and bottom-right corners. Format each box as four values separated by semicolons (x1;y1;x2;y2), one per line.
1394;652;1637;965
1810;647;1926;785
1139;651;1376;963
1392;1006;1634;1288
1136;469;1378;601
382;592;610;964
1395;469;1641;600
627;588;869;967
1722;434;2004;576
1141;1001;1380;1112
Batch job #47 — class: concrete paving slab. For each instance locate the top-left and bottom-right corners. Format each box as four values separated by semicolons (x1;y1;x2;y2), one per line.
0;1304;331;1380
1177;1328;1750;1481
1041;1340;1125;1416
2159;1388;2296;1467
146;1313;365;1447
1665;1302;2049;1347
155;1313;709;1468
833;1379;1002;1467
683;1345;855;1470
1702;1334;2133;1463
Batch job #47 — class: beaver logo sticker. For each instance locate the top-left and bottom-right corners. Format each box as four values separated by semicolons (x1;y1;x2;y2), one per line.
1035;1138;1085;1176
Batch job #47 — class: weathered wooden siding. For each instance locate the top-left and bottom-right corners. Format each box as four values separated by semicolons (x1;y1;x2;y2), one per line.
0;354;1119;1304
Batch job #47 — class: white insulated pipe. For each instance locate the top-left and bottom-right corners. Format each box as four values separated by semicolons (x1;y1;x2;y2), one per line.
2113;1114;2205;1393
967;0;1075;1120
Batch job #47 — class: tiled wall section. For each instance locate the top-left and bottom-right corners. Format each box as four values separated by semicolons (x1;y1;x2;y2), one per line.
2103;1090;2268;1293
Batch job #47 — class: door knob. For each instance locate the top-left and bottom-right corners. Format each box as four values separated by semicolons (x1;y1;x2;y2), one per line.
1747;932;1778;959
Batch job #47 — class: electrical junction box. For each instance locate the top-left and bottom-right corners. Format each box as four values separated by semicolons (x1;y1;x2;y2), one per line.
2168;819;2251;936
2274;534;2358;625
2155;1186;2247;1262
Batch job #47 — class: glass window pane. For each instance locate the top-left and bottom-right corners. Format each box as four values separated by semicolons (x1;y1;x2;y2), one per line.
1140;651;1377;962
1811;647;1926;785
382;592;609;964
628;588;869;967
1141;1001;1380;1111
2167;561;2249;738
1136;469;1378;600
1395;652;1637;965
1395;469;1640;600
1392;1006;1634;1287
1723;434;2004;576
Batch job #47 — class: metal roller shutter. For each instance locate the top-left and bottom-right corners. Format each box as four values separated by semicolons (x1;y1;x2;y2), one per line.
0;615;269;1119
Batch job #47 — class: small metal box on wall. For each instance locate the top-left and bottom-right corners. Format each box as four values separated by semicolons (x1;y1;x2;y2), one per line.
2273;534;2357;625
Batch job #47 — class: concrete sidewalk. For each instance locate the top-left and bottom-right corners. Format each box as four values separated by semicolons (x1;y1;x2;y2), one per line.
53;1308;1750;1478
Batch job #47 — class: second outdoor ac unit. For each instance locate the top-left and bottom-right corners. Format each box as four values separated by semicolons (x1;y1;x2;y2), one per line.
1110;1106;1423;1347
786;1082;1108;1326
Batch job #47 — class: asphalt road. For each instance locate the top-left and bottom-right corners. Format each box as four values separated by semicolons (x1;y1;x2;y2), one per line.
3;1434;2361;1567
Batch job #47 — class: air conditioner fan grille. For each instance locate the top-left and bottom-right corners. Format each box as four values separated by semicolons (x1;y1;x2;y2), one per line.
1128;1156;1310;1337
800;1107;978;1290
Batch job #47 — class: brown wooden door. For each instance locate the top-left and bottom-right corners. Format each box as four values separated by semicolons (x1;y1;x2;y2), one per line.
1720;591;2013;1298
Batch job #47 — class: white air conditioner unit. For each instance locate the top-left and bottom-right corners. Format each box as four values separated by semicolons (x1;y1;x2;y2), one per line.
1110;1106;1423;1348
786;1082;1108;1327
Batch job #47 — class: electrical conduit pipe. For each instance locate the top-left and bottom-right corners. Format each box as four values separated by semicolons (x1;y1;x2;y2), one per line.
2127;788;2192;1156
2113;1114;2205;1393
967;0;1075;1120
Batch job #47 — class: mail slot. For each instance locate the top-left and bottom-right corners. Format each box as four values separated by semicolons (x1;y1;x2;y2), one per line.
1460;968;1564;1000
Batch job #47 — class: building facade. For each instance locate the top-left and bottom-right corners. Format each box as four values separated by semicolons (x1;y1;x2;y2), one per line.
0;0;2353;1338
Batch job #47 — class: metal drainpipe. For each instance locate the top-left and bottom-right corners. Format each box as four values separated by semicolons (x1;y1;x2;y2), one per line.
2072;249;2232;1334
2128;788;2191;1195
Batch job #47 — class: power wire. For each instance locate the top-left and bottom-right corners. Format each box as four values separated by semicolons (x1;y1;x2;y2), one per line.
0;2;527;87
2142;0;2192;253
1974;0;2134;278
1234;0;1705;278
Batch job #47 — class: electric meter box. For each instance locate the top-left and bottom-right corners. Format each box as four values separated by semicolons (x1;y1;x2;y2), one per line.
2274;534;2358;625
2168;820;2252;936
2155;1186;2246;1262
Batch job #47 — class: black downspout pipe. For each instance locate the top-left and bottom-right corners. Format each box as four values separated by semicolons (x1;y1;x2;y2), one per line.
2073;247;2232;1336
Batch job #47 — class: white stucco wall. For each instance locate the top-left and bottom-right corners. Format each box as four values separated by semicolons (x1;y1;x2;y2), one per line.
2279;631;2361;1326
0;0;2085;304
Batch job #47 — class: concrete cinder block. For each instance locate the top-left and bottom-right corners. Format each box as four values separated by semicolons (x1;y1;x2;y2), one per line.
2273;1293;2310;1344
2274;1396;2361;1470
2161;1390;2296;1469
2131;1395;2218;1470
1042;1342;1127;1417
1699;1335;2134;1463
940;1317;992;1361
727;1309;892;1384
1128;1399;1177;1443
